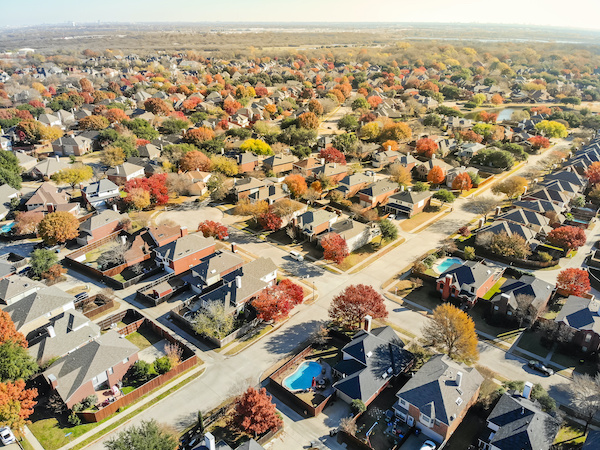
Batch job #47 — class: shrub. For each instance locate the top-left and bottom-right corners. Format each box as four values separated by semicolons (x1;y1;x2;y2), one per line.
351;399;367;415
153;356;172;375
464;246;476;260
412;261;427;274
68;413;81;426
71;402;84;413
82;395;97;409
458;226;470;237
128;360;157;384
423;254;437;268
538;252;553;263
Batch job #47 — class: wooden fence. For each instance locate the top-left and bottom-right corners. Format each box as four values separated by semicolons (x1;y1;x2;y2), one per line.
74;294;115;320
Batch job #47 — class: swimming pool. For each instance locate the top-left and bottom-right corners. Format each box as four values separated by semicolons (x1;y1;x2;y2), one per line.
0;222;14;234
435;257;464;274
283;361;322;391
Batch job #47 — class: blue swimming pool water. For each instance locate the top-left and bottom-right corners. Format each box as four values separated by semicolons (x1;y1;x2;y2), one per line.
0;222;14;234
283;361;322;391
436;257;464;274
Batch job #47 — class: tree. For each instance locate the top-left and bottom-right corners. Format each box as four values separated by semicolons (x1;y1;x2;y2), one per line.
513;294;536;327
388;163;412;185
381;122;412;142
240;138;273;156
30;249;58;278
183;127;216;146
126;188;151;211
451;172;473;192
283;174;308;198
547;226;586;250
210;155;238;176
329;284;388;328
351;399;367;415
298;112;319;130
14;212;42;235
308;99;324;116
105;108;128;124
252;280;303;322
319;147;346;164
179;150;211;172
0;311;26;348
51;165;93;189
124;174;169;206
421;303;479;363
332;133;359;154
466;197;499;221
105;419;178;450
433;189;455;204
271;199;303;220
423;114;443;127
143;98;171;116
101;146;126;166
338;115;359;131
234;199;268;223
0;379;37;432
534;120;568;138
79;115;109;130
491;94;504;105
198;220;228;240
359;122;381;141
321;233;349;265
562;373;600;433
352;97;369;110
528;135;551;150
556;268;590;296
427;166;445;185
585;161;600;185
258;211;283;231
231;387;282;437
38;212;79;245
415;138;438;158
207;172;229;201
0;151;22;189
489;231;531;259
160;118;190;134
0;342;38;382
491;176;527;199
192;303;234;339
123;118;159;141
378;219;397;243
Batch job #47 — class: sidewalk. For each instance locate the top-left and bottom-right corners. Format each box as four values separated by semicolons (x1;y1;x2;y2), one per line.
23;426;44;450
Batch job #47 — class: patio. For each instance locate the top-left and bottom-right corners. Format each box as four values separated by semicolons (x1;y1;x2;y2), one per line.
138;338;168;364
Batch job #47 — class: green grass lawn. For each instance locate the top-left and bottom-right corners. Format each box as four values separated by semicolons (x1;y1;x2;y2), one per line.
469;302;522;344
516;331;550;359
553;420;587;447
125;326;163;351
28;418;99;450
551;351;598;376
223;325;273;356
21;439;35;450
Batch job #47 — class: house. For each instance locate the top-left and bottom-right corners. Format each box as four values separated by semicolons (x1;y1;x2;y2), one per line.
293;157;324;177
393;354;483;444
38;113;62;129
358;179;398;209
52;135;93;156
14;151;37;172
334;173;372;199
147;224;185;248
296;209;338;240
0;136;12;151
248;184;289;205
413;159;453;181
154;233;216;275
105;162;145;184
235;152;259;173
495;208;551;235
138;143;161;160
27;310;101;364
233;177;269;200
0;184;20;201
263;154;296;174
82;179;120;208
318;218;373;253
1;286;75;334
436;261;504;306
194;433;265;450
77;210;125;245
29;157;70;179
372;150;400;168
333;324;414;406
0;276;44;305
446;167;478;188
186;251;245;294
395;154;419;171
43;330;139;408
478;387;560;450
477;221;538;247
512;199;563;217
490;275;554;324
555;295;600;353
524;188;572;210
384;189;432;218
184;170;212;196
457;142;485;158
312;162;349;185
25;182;76;214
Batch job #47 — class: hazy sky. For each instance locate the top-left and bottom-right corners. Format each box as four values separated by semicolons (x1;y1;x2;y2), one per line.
3;0;600;30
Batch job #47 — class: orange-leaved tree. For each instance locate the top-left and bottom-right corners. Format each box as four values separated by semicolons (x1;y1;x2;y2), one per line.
38;211;79;245
557;268;590;296
283;174;308;198
451;172;473;192
0;379;37;432
231;387;282;437
321;233;348;265
179;150;212;172
585;161;600;185
328;284;388;328
427;166;445;185
415;138;438;158
198;220;228;240
0;311;26;348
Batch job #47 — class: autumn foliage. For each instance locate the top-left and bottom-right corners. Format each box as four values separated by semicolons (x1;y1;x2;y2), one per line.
143;98;171;116
258;211;283;231
547;226;587;250
321;233;349;265
585;161;600;185
427;166;445;185
451;172;473;192
0;379;37;432
124;174;169;206
197;220;228;240
183;127;216;146
415;138;438;158
231;387;282;436
319;147;346;164
528;135;551;150
556;268;590;296
252;279;304;322
283;174;308;198
328;284;388;328
298;111;319;130
179;150;211;172
0;311;26;348
38;212;80;245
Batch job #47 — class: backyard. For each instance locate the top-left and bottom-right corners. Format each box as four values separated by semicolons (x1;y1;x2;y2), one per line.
125;325;163;351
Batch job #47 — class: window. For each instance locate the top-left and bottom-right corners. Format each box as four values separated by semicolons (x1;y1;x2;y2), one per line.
507;311;512;316
107;367;114;375
493;305;499;311
470;286;475;293
399;399;408;408
420;413;432;427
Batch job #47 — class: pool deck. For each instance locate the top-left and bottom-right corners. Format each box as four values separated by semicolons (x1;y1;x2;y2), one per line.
284;360;333;394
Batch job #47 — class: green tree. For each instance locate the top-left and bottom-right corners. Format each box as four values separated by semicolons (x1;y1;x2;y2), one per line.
338;115;359;131
0;151;22;189
192;303;234;339
29;249;58;278
378;219;398;243
0;342;38;382
351;97;369;110
123;118;159;141
104;419;178;450
332;133;358;154
159;118;190;135
433;189;455;204
534;120;568;138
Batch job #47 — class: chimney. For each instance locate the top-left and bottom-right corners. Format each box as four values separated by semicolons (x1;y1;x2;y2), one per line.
112;204;118;212
523;381;533;399
400;185;405;192
431;154;436;159
495;206;501;215
221;147;224;155
478;218;485;228
47;325;56;338
442;274;452;299
456;371;462;387
364;315;372;333
121;235;127;245
180;226;188;237
388;145;391;151
235;275;242;289
320;158;325;165
204;432;216;450
333;162;337;168
116;165;120;175
231;243;237;253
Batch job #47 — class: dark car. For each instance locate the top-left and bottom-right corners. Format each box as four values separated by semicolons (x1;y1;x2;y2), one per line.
528;360;554;376
75;292;89;301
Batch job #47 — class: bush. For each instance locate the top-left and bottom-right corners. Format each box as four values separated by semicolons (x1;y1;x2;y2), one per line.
351;399;367;415
68;413;81;426
458;226;470;237
71;402;84;413
412;261;427;274
464;246;476;260
538;251;553;263
423;254;437;268
153;356;172;375
82;395;97;410
128;360;157;384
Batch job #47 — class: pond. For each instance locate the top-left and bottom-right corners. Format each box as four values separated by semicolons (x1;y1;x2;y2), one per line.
497;107;522;122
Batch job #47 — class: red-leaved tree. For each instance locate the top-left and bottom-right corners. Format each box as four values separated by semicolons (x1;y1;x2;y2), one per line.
415;138;438;158
252;278;304;322
321;233;349;264
329;284;388;328
547;226;586;250
557;268;590;296
258;211;283;231
231;387;282;437
585;161;600;185
319;147;346;165
197;220;228;240
124;174;169;206
451;172;473;192
528;135;551;151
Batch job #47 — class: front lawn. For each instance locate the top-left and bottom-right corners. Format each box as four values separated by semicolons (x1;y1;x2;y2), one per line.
553;420;587;448
28;418;99;450
469;301;522;345
400;206;447;233
402;282;441;312
516;330;550;359
551;351;598;376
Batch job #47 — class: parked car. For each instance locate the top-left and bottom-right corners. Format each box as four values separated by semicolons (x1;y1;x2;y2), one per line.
420;441;437;450
289;250;304;261
528;360;554;376
75;292;89;301
0;426;16;445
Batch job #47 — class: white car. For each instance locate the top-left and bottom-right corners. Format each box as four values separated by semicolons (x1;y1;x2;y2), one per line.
289;250;304;261
420;440;437;450
0;427;16;445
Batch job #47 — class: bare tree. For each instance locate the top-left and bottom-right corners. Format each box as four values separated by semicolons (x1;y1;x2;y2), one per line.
97;241;130;270
514;294;536;327
562;373;600;433
338;417;357;436
464;197;501;221
193;303;235;339
475;231;494;249
285;225;297;243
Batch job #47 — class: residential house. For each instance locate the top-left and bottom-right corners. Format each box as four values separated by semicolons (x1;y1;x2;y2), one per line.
395;154;419;171
512;199;563;218
490;275;554;324
0;255;26;282
524;188;572;210
495;208;551;235
413;159;453;181
184;171;212;196
82;179;120;208
446;167;478;188
154;233;216;275
77;210;126;245
0;276;44;305
25;182;77;215
293;157;323;177
186;251;245;294
1;286;75;334
334;173;372;199
318;218;373;253
248;184;289;205
43;330;139;408
194;434;266;450
312;162;349;185
14;151;37;172
384;189;432;218
233;177;269;200
263;154;296;174
372;150;400;168
147;224;184;247
105;162;145;185
235;152;259;173
138;144;161;160
0;136;12;151
296;209;338;240
436;261;504;306
545;169;587;191
358;179;398;209
393;355;483;444
445;117;473;131
478;388;560;450
38;113;62;129
0;184;20;201
52;135;93;156
333;324;414;406
29;157;70;179
457;142;485;159
555;295;600;353
477;221;538;247
27;310;101;364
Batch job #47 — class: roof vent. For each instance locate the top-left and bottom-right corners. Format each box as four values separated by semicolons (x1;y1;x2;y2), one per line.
456;397;463;405
366;351;372;358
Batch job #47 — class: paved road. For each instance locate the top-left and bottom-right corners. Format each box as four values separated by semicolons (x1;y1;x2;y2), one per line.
81;138;587;449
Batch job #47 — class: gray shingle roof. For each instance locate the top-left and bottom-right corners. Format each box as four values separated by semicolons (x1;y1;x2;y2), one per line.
491;275;554;311
437;261;501;296
477;220;537;243
0;276;44;304
555;295;600;334
82;179;119;197
80;210;124;232
388;190;432;205
2;286;75;330
359;179;398;198
155;234;215;262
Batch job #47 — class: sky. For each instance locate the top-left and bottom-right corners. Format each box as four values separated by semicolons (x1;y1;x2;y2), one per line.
2;0;600;30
